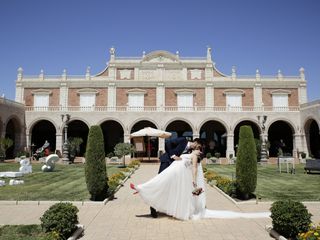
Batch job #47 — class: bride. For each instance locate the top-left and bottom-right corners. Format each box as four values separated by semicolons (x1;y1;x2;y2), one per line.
131;148;270;220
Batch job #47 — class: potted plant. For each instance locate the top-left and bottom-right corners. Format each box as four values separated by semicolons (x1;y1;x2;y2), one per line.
114;143;135;168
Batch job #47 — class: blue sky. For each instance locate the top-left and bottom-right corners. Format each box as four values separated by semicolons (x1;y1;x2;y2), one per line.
0;0;319;101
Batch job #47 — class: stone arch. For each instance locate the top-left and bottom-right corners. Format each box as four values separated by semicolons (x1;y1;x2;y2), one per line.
30;119;57;154
130;120;159;158
199;119;228;157
128;118;159;134
100;119;124;155
165;118;194;140
5;116;23;158
268;120;295;157
304;118;320;158
67;120;89;156
233;119;261;156
28;117;58;134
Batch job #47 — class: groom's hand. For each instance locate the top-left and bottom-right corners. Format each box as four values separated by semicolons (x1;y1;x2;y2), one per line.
172;156;182;161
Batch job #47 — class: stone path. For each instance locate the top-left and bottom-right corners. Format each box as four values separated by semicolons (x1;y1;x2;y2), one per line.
0;164;319;240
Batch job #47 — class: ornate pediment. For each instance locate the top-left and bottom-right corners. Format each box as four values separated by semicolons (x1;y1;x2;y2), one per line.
142;50;179;63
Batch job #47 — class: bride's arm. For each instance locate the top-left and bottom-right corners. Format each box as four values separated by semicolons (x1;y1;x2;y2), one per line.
191;154;198;187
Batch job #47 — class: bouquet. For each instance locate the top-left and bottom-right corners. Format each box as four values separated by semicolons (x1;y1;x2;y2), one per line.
192;187;203;196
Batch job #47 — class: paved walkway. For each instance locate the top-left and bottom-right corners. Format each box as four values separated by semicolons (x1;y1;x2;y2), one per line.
0;164;319;240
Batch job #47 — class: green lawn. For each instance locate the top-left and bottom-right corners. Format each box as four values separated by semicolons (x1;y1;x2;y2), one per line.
206;164;320;201
0;225;47;240
0;163;121;201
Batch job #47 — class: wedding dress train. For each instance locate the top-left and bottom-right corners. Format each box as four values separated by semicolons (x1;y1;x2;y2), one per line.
136;154;270;220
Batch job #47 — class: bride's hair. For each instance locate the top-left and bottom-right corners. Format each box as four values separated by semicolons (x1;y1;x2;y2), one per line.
193;145;204;163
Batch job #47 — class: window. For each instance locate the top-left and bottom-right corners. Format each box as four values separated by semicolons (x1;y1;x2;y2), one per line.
34;94;49;111
128;93;144;111
80;93;95;111
226;94;242;111
177;93;193;111
272;94;288;111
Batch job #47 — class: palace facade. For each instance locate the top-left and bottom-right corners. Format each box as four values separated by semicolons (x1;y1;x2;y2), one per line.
4;47;319;161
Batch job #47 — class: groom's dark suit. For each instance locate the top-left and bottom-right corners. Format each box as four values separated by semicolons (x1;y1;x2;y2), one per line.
158;137;188;173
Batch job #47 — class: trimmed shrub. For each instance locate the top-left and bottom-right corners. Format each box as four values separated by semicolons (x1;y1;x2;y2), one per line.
40;202;79;240
236;125;257;199
85;125;108;201
271;200;312;239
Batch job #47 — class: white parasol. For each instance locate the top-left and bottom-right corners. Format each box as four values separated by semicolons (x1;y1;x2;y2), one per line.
130;127;172;160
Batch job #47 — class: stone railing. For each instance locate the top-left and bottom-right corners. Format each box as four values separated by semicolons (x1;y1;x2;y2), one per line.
25;105;300;112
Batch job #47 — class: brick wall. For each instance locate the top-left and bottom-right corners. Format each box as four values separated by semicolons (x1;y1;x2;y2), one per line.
165;88;177;106
68;88;79;106
96;88;107;106
214;88;226;106
242;88;253;106
24;88;59;106
194;89;205;106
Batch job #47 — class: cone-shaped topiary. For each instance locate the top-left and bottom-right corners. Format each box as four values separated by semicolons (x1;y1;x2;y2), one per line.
85;125;108;201
236;125;257;199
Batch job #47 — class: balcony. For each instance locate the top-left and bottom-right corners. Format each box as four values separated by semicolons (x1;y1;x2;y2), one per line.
25;105;300;112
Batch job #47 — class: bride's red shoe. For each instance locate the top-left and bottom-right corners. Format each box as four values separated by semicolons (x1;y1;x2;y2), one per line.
130;183;138;194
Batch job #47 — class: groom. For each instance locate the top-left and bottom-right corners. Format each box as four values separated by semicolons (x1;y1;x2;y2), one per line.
150;137;202;218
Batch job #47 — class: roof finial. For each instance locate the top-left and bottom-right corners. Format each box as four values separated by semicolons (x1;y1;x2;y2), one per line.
277;69;283;80
86;66;91;80
299;67;305;81
231;66;236;80
256;69;261;81
39;69;44;80
17;67;23;81
142;51;146;58
206;45;212;62
176;50;179;59
110;47;115;61
62;69;67;81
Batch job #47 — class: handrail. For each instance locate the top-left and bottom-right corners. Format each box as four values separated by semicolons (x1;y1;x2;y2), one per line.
24;105;300;112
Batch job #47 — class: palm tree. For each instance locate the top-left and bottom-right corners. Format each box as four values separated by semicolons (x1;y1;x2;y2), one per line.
0;137;14;162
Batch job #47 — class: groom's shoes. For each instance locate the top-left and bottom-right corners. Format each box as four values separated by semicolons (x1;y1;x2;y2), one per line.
150;207;158;218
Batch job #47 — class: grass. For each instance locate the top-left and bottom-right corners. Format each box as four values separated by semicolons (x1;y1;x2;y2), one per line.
0;162;122;201
0;225;47;240
205;163;320;201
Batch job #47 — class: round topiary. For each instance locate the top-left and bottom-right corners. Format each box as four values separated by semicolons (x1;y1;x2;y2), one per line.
271;200;312;239
85;125;108;201
235;125;257;199
40;202;79;240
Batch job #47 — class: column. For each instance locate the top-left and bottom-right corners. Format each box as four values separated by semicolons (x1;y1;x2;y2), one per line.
205;83;213;109
59;83;68;110
158;138;165;157
55;133;63;153
108;83;116;109
156;83;165;111
226;133;235;160
15;83;24;103
254;82;262;109
299;82;307;104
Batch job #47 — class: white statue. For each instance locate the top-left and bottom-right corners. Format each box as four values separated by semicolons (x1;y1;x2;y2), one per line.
41;154;59;172
19;157;32;174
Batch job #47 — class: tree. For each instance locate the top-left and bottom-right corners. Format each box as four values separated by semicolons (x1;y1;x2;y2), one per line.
68;137;83;163
114;143;135;167
236;125;257;199
0;137;13;162
84;125;108;201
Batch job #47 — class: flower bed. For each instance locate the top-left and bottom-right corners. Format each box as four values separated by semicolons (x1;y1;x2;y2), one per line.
107;160;140;198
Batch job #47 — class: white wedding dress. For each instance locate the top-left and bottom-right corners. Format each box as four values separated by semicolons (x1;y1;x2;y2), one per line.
136;154;270;220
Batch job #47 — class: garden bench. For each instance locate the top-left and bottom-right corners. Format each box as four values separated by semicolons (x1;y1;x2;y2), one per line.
304;159;320;173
